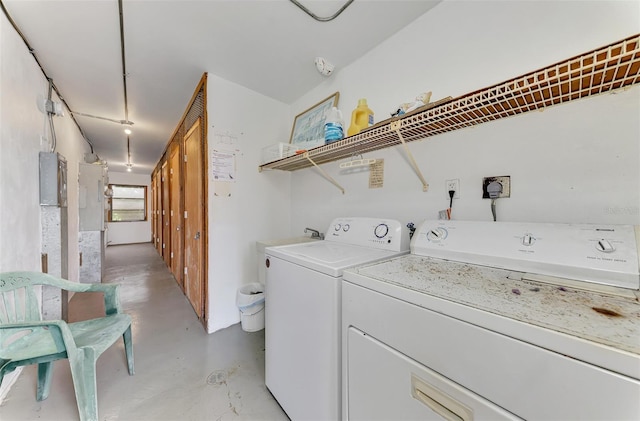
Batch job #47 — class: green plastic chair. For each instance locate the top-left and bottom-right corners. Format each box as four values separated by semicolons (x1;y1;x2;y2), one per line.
0;271;134;421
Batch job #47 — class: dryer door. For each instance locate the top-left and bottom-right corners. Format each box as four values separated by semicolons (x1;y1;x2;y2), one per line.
346;327;520;421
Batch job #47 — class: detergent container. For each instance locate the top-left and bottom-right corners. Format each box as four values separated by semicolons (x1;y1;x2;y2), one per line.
347;98;374;136
324;107;344;144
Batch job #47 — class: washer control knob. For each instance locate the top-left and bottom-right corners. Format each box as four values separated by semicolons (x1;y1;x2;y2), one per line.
374;223;389;239
522;234;535;246
343;224;350;232
334;223;341;231
426;227;447;241
596;239;615;253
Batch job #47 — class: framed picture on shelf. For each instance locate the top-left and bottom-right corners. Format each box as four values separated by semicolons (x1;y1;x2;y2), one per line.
289;92;339;148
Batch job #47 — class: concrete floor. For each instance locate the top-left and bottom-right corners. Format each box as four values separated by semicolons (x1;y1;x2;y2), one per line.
1;243;288;421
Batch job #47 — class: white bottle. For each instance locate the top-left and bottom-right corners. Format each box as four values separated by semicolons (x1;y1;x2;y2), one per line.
324;107;344;144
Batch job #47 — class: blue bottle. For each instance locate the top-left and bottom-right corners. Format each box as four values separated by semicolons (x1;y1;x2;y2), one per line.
324;107;344;144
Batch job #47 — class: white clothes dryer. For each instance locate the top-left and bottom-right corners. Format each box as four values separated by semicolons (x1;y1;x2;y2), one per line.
342;220;640;420
265;217;409;421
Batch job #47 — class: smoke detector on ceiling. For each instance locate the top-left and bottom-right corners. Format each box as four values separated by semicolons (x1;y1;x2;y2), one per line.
315;57;335;76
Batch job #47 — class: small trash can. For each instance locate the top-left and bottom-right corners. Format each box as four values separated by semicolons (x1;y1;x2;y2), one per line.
236;283;265;332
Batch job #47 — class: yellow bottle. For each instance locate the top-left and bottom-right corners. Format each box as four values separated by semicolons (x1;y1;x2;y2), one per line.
347;98;374;137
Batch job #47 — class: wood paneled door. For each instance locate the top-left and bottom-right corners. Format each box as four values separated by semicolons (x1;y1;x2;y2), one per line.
151;172;157;248
183;119;205;320
169;142;183;289
154;172;162;254
161;161;171;266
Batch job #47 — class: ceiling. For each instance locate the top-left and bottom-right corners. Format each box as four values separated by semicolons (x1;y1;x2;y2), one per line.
3;0;441;174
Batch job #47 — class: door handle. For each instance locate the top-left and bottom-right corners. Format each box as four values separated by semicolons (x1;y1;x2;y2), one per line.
195;232;200;240
411;374;473;421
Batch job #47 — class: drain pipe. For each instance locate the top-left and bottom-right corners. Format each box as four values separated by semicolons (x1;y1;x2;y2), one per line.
289;0;354;22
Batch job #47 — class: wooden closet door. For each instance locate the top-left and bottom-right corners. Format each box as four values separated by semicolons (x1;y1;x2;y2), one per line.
183;119;204;319
161;161;171;266
169;143;183;289
154;172;163;255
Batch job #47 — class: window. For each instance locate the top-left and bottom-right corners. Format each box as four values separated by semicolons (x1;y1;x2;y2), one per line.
108;184;147;222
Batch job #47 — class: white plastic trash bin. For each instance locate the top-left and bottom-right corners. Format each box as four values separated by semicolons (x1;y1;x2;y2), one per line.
236;283;265;332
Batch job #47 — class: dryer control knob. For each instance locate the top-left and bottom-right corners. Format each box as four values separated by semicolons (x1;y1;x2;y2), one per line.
596;239;615;253
374;223;389;238
522;234;535;246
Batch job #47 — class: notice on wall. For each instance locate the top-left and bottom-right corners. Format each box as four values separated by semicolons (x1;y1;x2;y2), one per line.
369;159;384;189
211;150;236;182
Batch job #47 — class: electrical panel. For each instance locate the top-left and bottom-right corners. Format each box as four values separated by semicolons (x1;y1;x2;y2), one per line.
39;152;68;207
79;163;108;231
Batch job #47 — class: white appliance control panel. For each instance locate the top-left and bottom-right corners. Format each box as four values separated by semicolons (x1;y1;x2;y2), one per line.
327;217;410;252
412;220;640;290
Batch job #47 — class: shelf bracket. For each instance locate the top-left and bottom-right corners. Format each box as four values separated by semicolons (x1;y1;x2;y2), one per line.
304;152;345;194
391;121;429;192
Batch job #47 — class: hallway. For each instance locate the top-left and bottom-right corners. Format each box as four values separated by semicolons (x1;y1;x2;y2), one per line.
1;243;288;420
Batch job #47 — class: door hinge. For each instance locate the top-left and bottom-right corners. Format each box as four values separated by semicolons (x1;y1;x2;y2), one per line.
162;243;165;249
170;168;173;174
162;210;165;215
184;155;188;162
171;252;174;258
184;211;188;219
184;267;188;275
170;210;173;216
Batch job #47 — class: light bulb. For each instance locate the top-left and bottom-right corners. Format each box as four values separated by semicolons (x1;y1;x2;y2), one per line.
127;166;132;172
124;128;132;135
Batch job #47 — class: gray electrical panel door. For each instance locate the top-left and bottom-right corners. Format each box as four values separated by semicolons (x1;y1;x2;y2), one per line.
39;152;67;207
79;163;107;231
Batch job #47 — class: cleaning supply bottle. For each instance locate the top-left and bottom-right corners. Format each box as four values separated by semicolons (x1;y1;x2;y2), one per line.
347;98;374;137
324;107;344;144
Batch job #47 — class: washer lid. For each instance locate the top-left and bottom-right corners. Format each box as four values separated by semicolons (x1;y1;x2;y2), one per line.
267;241;407;277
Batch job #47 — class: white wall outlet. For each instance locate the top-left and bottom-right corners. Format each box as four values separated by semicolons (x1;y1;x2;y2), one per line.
445;179;460;198
482;176;510;198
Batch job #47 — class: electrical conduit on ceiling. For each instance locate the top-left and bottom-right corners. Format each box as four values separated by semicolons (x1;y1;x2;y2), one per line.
118;0;133;169
288;0;354;22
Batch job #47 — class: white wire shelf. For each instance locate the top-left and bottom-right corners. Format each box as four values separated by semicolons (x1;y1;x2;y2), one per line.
260;34;640;172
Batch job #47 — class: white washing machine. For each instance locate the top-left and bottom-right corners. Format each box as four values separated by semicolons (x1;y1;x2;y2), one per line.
265;217;410;421
342;220;640;420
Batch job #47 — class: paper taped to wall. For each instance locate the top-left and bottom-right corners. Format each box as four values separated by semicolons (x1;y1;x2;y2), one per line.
211;150;236;182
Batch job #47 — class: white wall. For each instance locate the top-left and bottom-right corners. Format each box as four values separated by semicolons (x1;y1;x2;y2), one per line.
206;73;291;333
288;0;640;234
106;171;152;245
0;11;90;278
0;10;90;400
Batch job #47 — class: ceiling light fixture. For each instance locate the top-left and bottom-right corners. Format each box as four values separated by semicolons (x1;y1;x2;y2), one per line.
122;120;133;134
